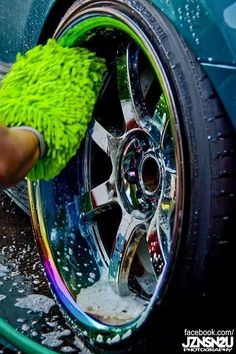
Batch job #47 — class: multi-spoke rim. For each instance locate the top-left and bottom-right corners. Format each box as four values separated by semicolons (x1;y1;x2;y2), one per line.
81;42;178;299
29;7;184;342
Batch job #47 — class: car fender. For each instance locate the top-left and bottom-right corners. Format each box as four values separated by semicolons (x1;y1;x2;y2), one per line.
151;0;236;66
0;0;56;64
150;0;236;129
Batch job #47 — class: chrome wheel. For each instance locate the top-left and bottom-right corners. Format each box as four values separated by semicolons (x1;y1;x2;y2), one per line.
29;2;185;346
81;42;179;300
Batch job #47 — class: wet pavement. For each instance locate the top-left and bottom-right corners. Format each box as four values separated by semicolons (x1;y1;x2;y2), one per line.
0;192;90;353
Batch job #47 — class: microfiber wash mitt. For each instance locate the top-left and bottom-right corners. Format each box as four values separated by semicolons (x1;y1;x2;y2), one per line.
0;39;106;181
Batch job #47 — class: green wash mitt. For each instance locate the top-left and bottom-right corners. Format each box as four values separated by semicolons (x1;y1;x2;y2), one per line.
0;39;106;181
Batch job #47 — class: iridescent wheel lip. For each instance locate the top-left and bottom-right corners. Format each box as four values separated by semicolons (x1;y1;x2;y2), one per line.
28;182;110;332
28;6;185;343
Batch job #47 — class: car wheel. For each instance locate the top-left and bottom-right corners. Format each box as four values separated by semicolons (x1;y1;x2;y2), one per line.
29;0;236;351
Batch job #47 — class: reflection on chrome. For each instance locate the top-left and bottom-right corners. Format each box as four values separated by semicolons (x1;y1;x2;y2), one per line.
80;43;179;299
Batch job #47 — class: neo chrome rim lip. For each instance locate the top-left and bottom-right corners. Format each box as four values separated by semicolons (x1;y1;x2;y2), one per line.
29;9;185;340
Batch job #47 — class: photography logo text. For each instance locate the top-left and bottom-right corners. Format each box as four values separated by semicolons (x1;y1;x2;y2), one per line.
182;329;234;352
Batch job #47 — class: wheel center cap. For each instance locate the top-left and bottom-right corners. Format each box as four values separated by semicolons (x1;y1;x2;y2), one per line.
118;131;161;219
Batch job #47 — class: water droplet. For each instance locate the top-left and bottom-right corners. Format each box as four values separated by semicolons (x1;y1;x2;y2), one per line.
96;334;103;343
62;266;69;272
22;324;29;331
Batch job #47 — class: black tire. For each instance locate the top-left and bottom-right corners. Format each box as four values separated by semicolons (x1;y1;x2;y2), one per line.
30;0;236;352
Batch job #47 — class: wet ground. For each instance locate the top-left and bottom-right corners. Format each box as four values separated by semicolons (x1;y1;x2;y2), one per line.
0;192;90;353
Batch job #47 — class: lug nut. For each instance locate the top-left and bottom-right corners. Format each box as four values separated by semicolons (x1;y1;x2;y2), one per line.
140;140;149;152
136;189;142;198
138;200;151;212
124;170;137;184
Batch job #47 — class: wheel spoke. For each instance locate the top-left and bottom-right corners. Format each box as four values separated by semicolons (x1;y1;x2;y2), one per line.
163;166;177;209
117;43;156;131
90;120;118;155
151;94;169;147
158;168;177;254
117;53;138;130
81;180;116;217
126;46;153;126
146;166;176;276
108;212;145;295
146;219;166;276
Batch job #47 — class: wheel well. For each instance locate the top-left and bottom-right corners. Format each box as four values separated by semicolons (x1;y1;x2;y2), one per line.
38;0;76;43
